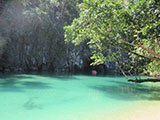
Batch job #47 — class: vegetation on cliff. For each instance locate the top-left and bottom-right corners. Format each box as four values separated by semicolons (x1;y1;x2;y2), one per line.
64;0;160;79
0;0;159;79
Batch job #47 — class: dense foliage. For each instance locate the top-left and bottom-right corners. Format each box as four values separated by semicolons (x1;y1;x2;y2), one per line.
0;0;85;72
64;0;160;76
0;0;159;76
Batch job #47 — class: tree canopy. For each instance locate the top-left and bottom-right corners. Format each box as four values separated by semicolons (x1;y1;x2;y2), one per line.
64;0;160;76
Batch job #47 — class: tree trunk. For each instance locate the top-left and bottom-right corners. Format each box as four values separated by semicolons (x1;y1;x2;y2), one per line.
128;78;160;83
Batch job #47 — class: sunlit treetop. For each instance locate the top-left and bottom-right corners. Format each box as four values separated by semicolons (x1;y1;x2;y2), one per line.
64;0;160;75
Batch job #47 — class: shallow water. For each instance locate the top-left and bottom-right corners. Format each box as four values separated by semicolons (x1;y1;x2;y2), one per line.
0;73;160;120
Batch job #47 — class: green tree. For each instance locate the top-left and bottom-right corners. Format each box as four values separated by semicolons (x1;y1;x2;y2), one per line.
64;0;160;79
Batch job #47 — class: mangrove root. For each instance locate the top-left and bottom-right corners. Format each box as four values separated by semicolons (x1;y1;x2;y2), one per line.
128;78;160;83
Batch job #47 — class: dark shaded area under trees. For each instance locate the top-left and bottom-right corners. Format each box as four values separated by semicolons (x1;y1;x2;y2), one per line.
0;0;117;74
0;0;159;83
64;0;160;82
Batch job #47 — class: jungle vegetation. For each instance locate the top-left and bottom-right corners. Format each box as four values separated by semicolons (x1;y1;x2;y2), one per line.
0;0;159;82
64;0;160;81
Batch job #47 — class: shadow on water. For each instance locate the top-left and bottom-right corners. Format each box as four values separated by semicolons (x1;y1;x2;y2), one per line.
37;72;80;81
90;80;160;101
0;74;52;92
51;75;78;81
0;72;80;93
22;81;52;89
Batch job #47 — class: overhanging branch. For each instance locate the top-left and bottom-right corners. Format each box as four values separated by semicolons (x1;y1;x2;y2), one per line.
120;39;160;60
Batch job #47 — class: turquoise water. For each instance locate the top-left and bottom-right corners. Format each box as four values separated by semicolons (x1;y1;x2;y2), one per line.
0;73;160;120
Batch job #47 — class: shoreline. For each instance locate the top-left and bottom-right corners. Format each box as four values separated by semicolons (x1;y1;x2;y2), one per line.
113;101;160;120
96;100;160;120
57;100;160;120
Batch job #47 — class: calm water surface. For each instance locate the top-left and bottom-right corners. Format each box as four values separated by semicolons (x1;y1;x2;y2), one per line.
0;73;160;120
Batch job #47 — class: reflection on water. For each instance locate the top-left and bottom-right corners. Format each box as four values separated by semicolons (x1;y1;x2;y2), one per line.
0;73;160;120
90;81;160;101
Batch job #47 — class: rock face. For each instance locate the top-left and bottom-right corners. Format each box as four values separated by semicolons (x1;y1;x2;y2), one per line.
0;0;125;74
0;40;121;74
